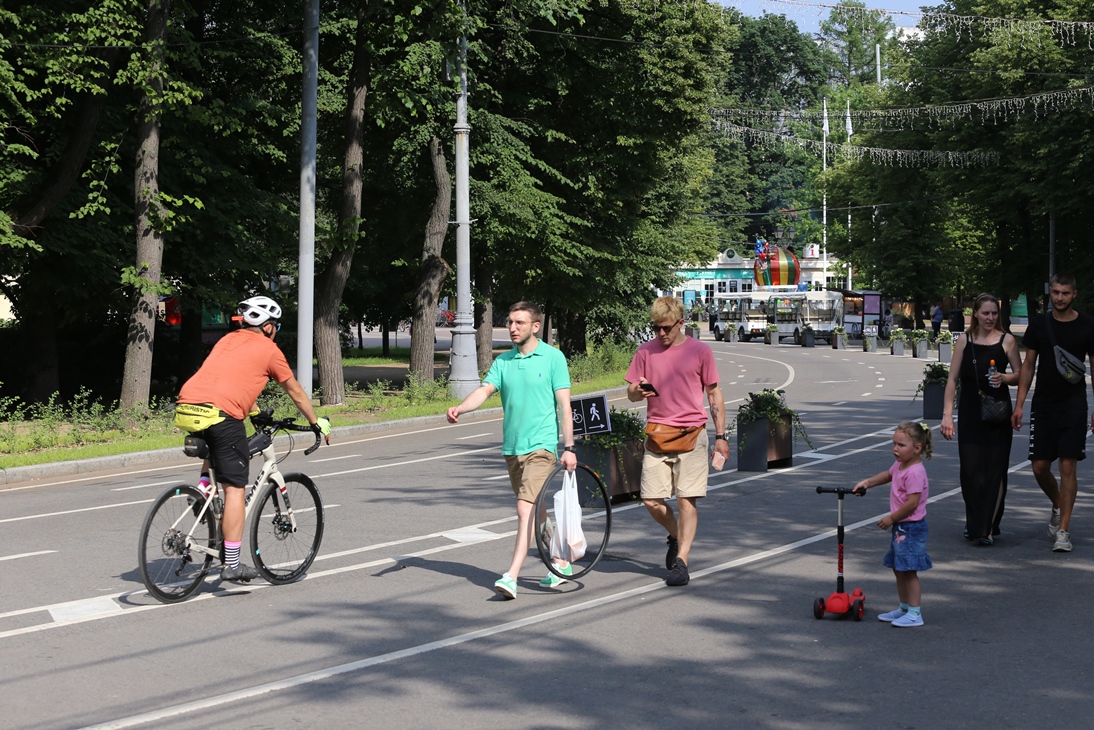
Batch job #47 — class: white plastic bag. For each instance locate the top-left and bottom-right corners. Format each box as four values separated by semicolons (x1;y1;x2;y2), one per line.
549;470;586;562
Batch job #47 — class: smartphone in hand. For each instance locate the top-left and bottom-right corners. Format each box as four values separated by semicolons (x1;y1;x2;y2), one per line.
639;382;659;396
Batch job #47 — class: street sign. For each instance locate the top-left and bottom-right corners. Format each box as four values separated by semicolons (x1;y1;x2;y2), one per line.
571;394;611;437
864;325;878;336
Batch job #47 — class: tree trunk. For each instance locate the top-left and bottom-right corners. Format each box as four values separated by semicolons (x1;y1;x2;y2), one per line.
315;1;371;406
119;0;168;410
409;136;452;378
474;256;494;375
555;308;587;359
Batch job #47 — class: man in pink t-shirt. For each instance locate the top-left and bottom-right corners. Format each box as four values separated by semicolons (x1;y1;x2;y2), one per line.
626;296;729;586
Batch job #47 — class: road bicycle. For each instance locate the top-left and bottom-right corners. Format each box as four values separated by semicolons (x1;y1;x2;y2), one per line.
533;461;612;580
138;410;325;603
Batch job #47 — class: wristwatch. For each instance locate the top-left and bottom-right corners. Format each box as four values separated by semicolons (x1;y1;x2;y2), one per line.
714;433;729;441
563;445;576;453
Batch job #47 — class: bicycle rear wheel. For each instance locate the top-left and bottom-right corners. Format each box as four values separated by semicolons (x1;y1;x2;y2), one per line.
533;462;612;580
138;484;216;603
250;473;324;584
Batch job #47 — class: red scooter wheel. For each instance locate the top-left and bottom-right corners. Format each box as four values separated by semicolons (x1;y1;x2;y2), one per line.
852;598;864;621
813;597;825;619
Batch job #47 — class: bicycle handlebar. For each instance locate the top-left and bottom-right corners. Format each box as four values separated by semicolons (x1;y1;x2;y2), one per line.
250;410;325;456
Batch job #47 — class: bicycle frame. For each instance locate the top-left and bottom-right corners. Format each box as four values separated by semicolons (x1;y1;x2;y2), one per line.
177;415;322;562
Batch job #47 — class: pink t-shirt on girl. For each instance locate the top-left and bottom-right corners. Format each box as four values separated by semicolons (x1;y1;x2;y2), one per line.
889;461;929;522
625;336;719;428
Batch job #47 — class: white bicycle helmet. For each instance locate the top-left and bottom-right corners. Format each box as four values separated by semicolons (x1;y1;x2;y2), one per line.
237;295;282;326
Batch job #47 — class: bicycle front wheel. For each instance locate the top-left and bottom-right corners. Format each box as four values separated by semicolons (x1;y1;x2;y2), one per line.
533;462;612;580
138;484;216;603
250;473;324;584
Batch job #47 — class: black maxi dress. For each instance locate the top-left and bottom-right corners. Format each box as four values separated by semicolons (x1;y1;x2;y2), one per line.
957;337;1013;541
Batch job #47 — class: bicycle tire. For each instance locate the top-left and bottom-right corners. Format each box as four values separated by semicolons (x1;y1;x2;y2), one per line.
138;484;217;603
533;462;612;580
250;473;324;584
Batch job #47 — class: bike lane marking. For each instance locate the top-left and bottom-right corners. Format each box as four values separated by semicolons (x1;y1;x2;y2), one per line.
80;485;968;730
0;427;908;638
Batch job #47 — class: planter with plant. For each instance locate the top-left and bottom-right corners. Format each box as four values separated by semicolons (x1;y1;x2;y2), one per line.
910;329;931;358
577;407;646;501
831;325;847;350
889;328;908;356
913;362;949;419
736;389;812;472
801;323;815;348
936;330;953;363
765;323;779;345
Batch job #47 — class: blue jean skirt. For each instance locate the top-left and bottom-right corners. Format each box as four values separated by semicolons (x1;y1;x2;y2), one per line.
883;519;933;572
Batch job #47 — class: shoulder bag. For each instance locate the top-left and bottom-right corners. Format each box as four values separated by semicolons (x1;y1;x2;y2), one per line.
1044;312;1087;386
967;336;1011;424
645;422;703;453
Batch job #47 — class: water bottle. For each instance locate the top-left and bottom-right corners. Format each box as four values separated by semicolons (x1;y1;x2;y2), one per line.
988;359;999;388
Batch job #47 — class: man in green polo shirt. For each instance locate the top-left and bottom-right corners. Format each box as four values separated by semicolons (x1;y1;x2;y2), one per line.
447;301;577;599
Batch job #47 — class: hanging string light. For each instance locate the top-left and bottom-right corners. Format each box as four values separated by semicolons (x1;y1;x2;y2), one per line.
709;85;1094;131
713;120;1001;167
720;0;1094;48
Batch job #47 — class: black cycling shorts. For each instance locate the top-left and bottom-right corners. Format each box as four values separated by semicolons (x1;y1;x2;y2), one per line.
1029;401;1088;463
201;416;250;487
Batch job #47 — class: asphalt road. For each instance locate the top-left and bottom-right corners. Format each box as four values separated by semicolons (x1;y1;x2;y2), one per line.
2;339;1092;729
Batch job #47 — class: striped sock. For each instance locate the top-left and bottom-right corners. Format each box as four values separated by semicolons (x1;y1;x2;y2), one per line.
224;540;241;568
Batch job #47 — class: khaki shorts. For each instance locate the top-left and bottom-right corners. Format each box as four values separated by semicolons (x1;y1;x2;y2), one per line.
640;428;709;500
504;449;557;502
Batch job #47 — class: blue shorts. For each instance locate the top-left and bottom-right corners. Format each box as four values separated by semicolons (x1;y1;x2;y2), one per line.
883;519;933;572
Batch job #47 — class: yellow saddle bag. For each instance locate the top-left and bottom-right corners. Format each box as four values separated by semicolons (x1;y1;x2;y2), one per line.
173;403;226;433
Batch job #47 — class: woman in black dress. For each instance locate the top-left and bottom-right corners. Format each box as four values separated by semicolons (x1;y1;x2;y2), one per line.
940;294;1022;545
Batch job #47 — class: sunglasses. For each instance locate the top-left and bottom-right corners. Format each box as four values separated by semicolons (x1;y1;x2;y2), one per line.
652;320;682;333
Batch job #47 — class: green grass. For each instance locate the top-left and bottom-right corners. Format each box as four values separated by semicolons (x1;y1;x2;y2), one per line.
0;367;629;471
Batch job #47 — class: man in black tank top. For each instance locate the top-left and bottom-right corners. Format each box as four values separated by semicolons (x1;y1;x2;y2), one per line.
1012;274;1094;553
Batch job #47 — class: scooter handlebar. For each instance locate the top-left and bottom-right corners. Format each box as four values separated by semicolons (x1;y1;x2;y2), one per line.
816;486;856;495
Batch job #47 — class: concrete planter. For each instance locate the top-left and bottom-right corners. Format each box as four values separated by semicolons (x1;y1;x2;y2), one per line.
573;440;643;503
765;331;778;345
863;335;877;353
891;341;905;356
801;331;815;348
685;326;701;340
913;341;929;358
832;335;846;350
726;328;739;343
737;416;794;472
922;382;945;420
938;342;952;363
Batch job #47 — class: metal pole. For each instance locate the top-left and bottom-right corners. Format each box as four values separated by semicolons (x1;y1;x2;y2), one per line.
876;44;882;85
297;0;319;396
449;7;479;399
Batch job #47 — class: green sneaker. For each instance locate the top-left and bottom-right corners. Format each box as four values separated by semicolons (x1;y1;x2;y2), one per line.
494;573;518;599
539;563;573;588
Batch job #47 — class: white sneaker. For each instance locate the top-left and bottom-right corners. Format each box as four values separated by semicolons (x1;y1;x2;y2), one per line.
1048;509;1062;538
891;613;924;628
1053;529;1073;552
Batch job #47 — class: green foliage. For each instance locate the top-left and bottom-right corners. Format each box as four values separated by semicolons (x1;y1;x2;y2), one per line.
737;388;812;449
586;406;646;451
566;342;636;384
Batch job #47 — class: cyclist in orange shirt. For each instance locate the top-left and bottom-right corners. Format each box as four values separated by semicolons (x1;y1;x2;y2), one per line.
177;296;330;582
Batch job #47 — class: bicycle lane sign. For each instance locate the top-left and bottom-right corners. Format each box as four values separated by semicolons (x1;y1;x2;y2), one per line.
570;395;611;437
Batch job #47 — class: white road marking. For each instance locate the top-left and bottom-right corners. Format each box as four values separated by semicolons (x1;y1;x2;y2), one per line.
316;446;497;478
1;463;193;493
0;550;56;562
442;528;502;543
455;433;494;441
832;401;847;406
861;392;873;397
309;454;360;463
79;482;969;730
112;480;187;492
49;597;122;623
0;499;155;524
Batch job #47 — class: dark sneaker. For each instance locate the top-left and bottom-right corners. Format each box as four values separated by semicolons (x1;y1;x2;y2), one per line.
666;557;689;586
665;536;679;570
221;563;259;582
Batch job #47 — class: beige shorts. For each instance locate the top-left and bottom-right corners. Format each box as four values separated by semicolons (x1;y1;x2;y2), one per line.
640;428;709;500
504;449;557;502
